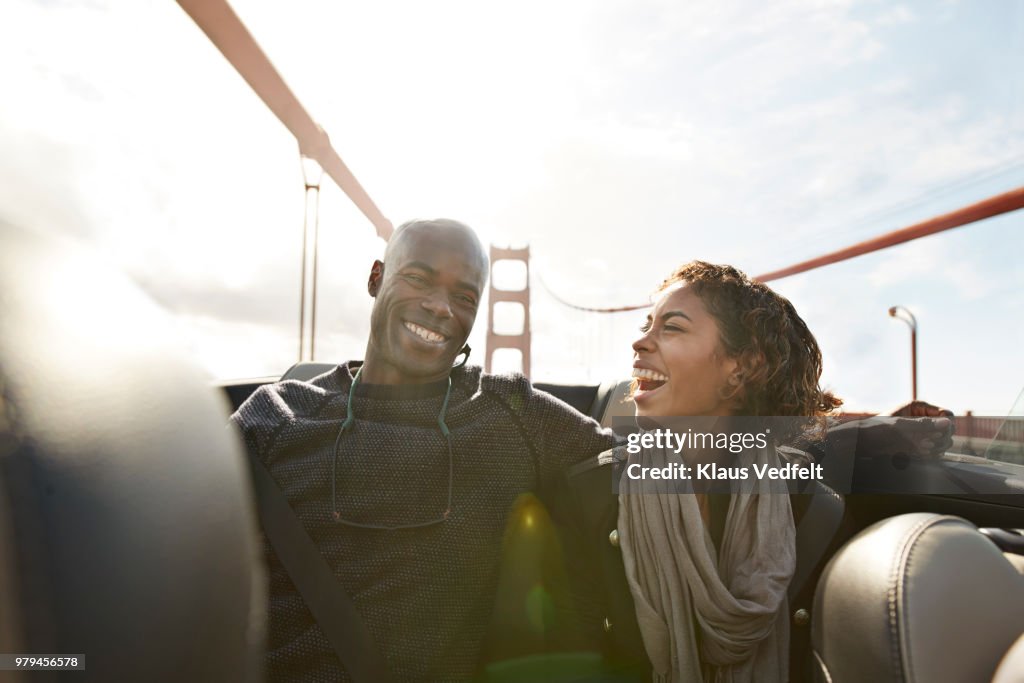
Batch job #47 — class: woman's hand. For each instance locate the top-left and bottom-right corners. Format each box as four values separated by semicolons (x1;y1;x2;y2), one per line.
889;400;954;419
856;401;955;459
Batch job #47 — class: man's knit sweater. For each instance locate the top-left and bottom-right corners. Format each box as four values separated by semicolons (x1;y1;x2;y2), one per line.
231;361;616;682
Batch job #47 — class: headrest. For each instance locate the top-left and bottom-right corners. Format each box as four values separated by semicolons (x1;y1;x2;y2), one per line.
598;379;635;431
813;513;1024;683
281;361;336;382
0;226;265;682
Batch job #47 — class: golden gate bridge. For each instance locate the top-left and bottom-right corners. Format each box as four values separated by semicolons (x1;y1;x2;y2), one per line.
175;0;1024;439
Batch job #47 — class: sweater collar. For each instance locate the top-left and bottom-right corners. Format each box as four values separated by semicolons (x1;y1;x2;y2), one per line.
342;361;450;400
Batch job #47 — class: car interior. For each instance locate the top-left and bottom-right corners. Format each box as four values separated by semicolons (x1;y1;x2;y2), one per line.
2;228;1023;682
5;0;1023;679
229;361;1024;683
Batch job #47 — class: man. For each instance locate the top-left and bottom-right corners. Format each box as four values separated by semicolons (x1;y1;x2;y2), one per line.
231;218;616;682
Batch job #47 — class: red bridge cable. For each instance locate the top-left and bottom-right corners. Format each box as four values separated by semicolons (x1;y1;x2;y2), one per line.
755;185;1024;282
175;0;393;242
539;185;1024;313
536;273;649;313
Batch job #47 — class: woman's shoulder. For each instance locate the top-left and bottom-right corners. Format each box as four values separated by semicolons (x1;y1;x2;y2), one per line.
567;445;624;478
562;448;622;530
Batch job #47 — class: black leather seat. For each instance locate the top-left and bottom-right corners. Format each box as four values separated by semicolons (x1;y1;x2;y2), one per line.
813;512;1024;682
281;361;337;382
0;225;265;682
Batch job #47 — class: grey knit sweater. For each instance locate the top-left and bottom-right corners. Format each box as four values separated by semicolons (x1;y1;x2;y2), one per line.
231;361;616;682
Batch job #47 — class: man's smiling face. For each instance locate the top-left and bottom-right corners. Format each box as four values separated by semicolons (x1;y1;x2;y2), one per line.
363;220;487;384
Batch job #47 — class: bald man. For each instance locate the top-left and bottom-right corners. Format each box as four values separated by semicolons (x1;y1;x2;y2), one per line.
231;219;616;682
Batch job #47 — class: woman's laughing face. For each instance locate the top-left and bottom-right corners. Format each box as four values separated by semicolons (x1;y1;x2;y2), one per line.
631;283;739;418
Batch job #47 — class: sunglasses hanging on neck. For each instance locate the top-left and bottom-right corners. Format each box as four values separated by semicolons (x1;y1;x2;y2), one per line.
330;365;455;530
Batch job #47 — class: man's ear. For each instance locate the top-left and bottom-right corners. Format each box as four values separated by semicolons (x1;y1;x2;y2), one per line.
367;260;384;297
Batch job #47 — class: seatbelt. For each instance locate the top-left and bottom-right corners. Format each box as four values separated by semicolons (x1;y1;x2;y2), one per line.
789;480;845;603
248;455;394;683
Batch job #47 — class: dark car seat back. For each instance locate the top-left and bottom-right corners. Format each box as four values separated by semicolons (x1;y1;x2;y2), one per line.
813;513;1024;683
0;226;265;682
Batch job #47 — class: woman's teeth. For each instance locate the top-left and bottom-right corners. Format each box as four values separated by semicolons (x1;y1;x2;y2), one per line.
632;368;668;383
405;322;447;343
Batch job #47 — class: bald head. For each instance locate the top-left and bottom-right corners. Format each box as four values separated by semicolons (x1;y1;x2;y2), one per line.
384;218;488;277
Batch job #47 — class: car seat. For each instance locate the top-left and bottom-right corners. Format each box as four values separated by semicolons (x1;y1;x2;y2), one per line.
0;225;265;682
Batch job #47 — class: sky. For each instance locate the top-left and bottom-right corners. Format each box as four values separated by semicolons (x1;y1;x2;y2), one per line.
1;0;1022;414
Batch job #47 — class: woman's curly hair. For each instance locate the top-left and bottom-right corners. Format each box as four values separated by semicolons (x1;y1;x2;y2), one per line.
654;261;842;439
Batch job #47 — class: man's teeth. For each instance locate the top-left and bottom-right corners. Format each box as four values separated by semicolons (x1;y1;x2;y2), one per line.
405;322;447;343
632;368;668;383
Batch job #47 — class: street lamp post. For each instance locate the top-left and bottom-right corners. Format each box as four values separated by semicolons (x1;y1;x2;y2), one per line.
888;305;918;401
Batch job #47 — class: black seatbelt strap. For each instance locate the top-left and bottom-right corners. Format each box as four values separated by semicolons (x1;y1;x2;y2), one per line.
248;455;394;683
789;480;845;603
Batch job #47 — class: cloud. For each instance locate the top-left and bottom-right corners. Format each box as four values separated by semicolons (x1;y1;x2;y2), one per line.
864;234;998;301
876;5;917;26
2;0;1022;414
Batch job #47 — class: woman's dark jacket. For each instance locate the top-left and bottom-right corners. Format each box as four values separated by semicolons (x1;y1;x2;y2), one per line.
553;455;818;682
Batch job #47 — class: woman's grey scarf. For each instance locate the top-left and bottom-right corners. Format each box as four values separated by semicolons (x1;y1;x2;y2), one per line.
611;442;795;682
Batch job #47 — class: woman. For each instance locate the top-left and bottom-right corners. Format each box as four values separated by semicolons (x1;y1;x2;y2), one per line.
561;261;841;683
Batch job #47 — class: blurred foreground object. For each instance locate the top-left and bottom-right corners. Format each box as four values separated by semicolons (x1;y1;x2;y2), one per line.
0;225;265;683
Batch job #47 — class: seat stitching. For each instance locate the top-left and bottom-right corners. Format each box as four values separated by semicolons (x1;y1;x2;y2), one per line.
887;516;936;682
893;515;964;683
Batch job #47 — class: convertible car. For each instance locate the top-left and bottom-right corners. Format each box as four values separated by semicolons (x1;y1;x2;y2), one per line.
2;1;1022;681
1;225;1022;682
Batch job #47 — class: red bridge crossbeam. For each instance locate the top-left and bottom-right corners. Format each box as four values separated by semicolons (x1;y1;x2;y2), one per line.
176;0;393;242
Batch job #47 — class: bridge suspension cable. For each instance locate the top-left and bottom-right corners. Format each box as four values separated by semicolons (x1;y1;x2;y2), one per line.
536;272;649;313
539;186;1024;313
